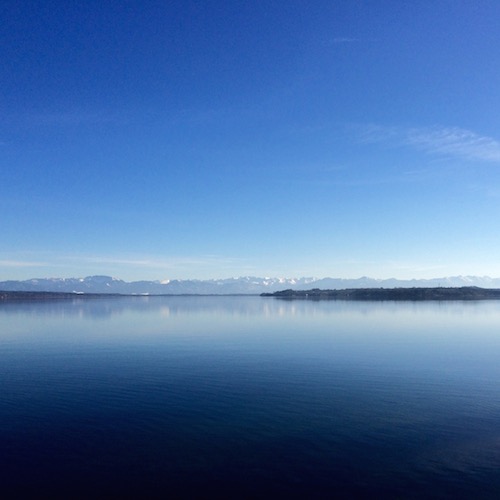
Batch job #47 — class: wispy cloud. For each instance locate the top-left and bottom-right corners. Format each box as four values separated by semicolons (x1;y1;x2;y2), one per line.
331;37;360;43
407;127;500;162
0;252;255;281
326;37;376;45
0;259;47;268
360;125;500;163
59;253;257;279
76;254;246;270
4;110;130;128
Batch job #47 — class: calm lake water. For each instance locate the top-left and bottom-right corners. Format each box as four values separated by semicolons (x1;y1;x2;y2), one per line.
2;296;500;498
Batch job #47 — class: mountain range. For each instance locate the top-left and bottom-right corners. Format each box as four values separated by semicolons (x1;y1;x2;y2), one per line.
1;275;500;295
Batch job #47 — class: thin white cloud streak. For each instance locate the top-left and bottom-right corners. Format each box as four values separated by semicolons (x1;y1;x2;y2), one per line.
331;37;359;43
360;125;500;163
325;37;377;45
64;254;260;279
0;253;256;281
76;255;247;270
5;110;130;128
0;251;247;271
0;260;47;268
407;127;500;162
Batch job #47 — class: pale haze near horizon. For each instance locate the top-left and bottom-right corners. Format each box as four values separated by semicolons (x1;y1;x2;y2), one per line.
2;1;500;282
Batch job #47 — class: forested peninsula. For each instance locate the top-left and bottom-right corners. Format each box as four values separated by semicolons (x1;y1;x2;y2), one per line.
261;287;500;301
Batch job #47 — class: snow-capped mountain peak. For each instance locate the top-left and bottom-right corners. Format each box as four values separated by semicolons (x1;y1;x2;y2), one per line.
2;275;500;295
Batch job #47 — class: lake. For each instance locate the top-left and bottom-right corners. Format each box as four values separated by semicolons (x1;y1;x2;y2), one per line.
2;296;500;498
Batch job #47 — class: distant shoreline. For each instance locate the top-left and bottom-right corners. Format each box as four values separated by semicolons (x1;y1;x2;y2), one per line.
3;287;500;302
0;291;258;301
261;287;500;301
0;291;123;301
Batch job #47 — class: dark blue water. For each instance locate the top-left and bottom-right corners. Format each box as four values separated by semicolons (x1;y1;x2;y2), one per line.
2;296;500;498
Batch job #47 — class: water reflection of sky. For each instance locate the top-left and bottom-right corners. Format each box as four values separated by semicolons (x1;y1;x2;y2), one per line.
2;297;500;378
2;297;500;497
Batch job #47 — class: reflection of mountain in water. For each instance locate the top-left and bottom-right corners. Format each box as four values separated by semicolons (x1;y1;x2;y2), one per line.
1;293;496;322
0;295;287;319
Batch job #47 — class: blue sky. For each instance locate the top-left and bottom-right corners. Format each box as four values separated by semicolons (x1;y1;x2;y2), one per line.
2;0;500;281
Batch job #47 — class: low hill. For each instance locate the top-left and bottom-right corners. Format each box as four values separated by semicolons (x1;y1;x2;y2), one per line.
261;287;500;301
